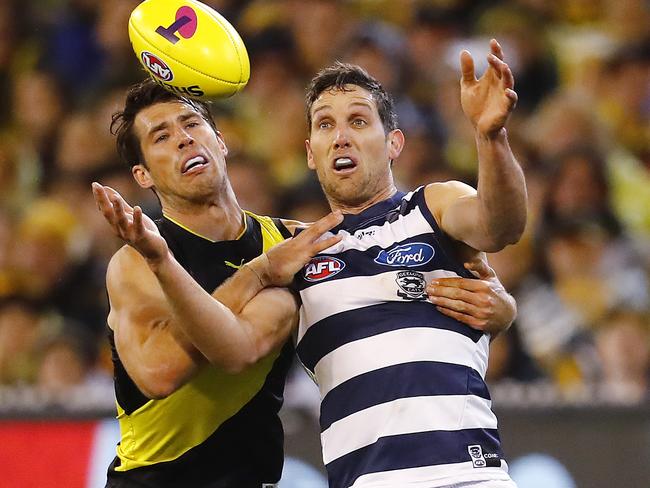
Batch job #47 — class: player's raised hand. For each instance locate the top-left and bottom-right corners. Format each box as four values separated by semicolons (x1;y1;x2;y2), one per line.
460;39;518;138
426;256;516;335
259;211;344;287
91;182;169;264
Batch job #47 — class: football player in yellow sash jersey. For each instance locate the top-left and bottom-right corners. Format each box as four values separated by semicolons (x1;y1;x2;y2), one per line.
93;79;342;488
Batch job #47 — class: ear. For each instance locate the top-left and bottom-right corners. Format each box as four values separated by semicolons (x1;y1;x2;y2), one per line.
132;164;154;189
387;129;405;161
305;139;316;170
216;131;228;158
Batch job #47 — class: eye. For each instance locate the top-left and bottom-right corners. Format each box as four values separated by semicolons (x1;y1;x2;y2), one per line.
317;120;332;130
154;134;168;143
186;121;200;129
352;118;367;127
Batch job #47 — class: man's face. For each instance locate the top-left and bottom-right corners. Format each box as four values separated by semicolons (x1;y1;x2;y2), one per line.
132;101;228;204
306;85;403;208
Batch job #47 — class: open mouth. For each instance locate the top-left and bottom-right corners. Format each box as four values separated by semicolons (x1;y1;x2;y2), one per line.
333;157;357;173
181;155;208;174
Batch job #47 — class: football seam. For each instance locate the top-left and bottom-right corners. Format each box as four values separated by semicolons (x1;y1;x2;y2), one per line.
130;20;245;86
200;7;247;85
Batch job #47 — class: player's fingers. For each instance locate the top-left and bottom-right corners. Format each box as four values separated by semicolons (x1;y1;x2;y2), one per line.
427;293;487;317
304;211;343;240
502;63;515;89
436;307;487;330
103;185;134;213
505;88;518;107
491;38;504;61
487;53;504;79
460;50;476;83
429;277;487;292
92;183;120;226
313;234;343;253
133;206;144;237
464;260;496;280
111;196;132;237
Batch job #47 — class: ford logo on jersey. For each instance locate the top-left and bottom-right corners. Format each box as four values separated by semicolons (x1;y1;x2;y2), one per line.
304;256;345;282
374;242;435;267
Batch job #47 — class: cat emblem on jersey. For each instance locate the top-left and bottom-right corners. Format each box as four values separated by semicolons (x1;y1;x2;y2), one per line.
395;271;427;300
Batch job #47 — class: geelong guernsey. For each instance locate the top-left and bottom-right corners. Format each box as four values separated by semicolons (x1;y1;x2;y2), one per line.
294;187;511;488
107;211;293;488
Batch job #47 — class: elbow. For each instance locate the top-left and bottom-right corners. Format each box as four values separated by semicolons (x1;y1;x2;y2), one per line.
483;217;527;252
136;368;186;399
208;349;260;375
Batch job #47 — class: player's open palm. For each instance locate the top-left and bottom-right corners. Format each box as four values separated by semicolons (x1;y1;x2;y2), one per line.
265;212;343;287
92;182;169;264
460;39;517;138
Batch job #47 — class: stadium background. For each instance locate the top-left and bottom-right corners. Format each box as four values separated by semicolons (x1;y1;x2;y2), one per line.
0;0;648;486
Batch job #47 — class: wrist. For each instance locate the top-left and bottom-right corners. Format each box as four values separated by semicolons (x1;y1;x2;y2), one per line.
244;254;272;288
147;250;174;275
476;127;507;143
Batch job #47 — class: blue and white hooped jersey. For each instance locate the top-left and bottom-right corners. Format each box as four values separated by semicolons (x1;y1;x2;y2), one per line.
294;187;511;488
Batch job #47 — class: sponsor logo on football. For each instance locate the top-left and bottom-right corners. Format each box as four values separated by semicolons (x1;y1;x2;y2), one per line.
395;271;427;300
375;242;434;267
141;52;174;81
151;78;205;97
156;6;198;44
304;256;345;282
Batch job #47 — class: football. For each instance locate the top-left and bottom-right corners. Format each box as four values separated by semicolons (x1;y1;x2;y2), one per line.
128;0;250;99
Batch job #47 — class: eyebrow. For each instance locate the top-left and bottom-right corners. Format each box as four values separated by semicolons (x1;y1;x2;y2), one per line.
148;111;199;137
312;100;374;119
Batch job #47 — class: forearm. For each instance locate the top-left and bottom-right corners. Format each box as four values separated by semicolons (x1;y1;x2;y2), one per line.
149;253;265;371
212;254;270;314
475;129;527;249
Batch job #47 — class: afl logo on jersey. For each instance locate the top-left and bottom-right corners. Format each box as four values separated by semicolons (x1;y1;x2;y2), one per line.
141;52;174;81
304;256;345;282
375;242;434;267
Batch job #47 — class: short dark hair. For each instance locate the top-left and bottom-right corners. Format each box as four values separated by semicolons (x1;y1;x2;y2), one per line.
305;61;398;134
111;78;217;168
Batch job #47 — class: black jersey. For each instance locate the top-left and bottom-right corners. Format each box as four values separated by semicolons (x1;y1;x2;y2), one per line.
106;212;294;488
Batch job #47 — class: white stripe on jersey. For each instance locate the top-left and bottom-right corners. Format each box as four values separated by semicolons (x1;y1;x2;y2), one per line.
321;395;498;464
313;328;491;396
349;461;511;488
298;269;460;338
319;205;434;255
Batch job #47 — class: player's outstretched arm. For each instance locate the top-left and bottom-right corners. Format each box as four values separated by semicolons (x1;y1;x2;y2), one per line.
94;182;343;375
425;255;515;336
426;39;527;252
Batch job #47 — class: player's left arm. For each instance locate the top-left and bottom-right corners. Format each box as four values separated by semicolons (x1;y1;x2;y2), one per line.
426;255;515;336
425;39;527;253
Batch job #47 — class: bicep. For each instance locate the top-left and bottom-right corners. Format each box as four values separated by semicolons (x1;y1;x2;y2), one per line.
107;249;202;398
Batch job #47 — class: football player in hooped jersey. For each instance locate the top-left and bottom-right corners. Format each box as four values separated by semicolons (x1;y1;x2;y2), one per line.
294;39;525;488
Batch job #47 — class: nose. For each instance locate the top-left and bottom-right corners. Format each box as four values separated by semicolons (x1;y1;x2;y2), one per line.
178;131;194;150
333;127;351;150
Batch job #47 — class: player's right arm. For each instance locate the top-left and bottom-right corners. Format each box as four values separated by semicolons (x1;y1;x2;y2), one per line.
106;246;204;399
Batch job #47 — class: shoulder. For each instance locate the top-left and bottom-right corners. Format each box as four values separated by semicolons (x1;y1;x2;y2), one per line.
424;181;477;222
106;246;160;301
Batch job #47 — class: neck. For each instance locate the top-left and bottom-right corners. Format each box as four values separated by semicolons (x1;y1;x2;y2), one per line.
160;188;244;242
328;184;398;215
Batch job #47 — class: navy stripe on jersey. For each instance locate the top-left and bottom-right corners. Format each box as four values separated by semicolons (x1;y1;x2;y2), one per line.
327;428;504;488
320;362;490;431
297;301;484;373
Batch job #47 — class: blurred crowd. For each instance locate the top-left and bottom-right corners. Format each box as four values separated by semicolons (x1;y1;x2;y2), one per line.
0;0;649;409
